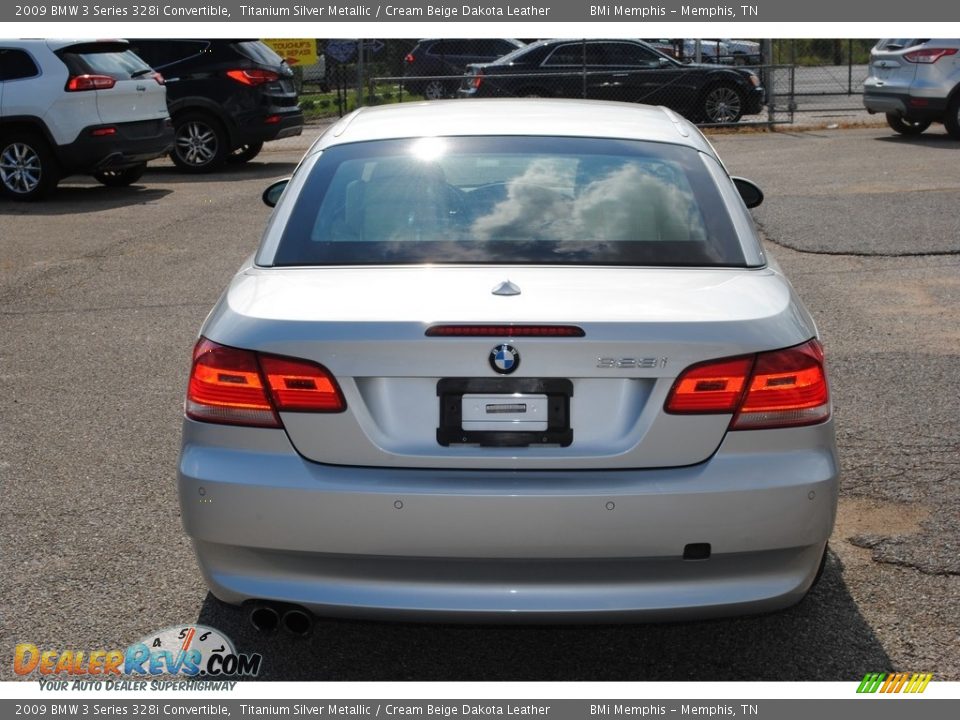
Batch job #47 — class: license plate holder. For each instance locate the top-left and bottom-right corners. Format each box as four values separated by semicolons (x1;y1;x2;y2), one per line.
437;378;573;447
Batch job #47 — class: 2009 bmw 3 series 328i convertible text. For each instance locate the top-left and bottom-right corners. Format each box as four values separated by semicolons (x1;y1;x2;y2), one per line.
178;99;838;624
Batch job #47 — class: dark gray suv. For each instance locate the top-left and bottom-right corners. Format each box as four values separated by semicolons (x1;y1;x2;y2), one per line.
863;39;960;137
403;38;525;100
129;39;304;172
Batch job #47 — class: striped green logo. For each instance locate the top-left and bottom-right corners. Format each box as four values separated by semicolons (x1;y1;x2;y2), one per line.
857;672;932;694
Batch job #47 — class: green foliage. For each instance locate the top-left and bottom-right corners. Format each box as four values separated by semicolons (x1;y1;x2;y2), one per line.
299;83;423;120
771;39;876;66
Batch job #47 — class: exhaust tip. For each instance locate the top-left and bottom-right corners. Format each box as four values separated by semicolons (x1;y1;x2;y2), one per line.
282;608;313;636
249;604;280;633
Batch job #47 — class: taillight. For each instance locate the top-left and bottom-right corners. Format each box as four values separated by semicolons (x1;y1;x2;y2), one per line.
90;127;117;137
904;47;958;63
187;339;278;428
66;74;116;91
405;53;415;64
259;356;345;412
665;340;830;430
471;71;484;89
733;340;830;429
226;69;280;86
664;356;753;413
186;338;345;428
151;71;165;85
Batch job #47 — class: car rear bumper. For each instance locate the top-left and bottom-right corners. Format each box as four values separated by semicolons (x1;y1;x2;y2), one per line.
178;418;838;621
234;109;304;145
57;119;174;173
863;88;948;119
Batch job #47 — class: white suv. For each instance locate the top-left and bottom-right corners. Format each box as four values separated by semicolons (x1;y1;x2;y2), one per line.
863;38;960;137
0;40;174;200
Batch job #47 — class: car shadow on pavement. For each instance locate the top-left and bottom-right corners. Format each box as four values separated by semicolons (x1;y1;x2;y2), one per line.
145;161;299;183
195;549;891;681
874;132;960;147
0;186;172;216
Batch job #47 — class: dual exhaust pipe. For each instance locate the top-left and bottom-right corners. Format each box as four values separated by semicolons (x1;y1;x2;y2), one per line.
248;602;313;636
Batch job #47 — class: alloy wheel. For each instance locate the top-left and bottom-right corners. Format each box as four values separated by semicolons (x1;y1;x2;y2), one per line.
176;120;219;167
423;80;447;100
704;86;743;124
0;142;42;195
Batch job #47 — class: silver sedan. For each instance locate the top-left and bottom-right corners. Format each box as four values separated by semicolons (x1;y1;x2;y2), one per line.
178;99;838;629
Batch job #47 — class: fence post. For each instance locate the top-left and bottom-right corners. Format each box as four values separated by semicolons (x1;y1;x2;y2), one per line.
356;39;364;108
762;39;775;126
581;39;587;99
848;39;853;94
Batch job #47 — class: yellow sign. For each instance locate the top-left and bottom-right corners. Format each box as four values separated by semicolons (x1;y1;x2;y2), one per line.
262;39;318;67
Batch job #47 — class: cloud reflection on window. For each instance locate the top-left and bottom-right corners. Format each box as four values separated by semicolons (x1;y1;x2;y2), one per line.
469;158;708;245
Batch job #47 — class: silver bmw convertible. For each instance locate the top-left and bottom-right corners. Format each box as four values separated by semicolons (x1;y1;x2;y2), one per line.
178;99;838;626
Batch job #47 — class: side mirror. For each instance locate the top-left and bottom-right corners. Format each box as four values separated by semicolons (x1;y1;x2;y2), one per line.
658;57;672;68
732;177;764;209
262;178;290;208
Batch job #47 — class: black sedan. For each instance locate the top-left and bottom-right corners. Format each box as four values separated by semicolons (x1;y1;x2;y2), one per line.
458;39;764;124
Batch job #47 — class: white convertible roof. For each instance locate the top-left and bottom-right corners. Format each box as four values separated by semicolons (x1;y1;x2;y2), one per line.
308;99;714;155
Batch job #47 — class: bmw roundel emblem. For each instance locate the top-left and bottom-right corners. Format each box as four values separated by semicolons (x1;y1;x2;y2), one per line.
489;344;520;374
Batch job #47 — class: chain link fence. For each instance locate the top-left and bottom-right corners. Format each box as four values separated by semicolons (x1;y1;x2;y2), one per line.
769;39;872;118
294;39;874;127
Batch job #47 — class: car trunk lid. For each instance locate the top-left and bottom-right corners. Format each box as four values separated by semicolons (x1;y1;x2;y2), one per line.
205;265;813;470
867;40;922;92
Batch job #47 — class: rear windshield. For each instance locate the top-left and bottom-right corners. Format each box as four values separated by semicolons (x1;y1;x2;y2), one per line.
875;39;928;51
233;41;285;67
57;42;151;80
272;136;746;268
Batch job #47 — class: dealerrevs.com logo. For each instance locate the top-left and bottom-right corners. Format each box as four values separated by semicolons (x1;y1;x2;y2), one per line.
14;625;262;682
857;673;933;694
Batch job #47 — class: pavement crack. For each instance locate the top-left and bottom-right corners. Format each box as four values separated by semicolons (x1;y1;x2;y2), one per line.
756;221;960;258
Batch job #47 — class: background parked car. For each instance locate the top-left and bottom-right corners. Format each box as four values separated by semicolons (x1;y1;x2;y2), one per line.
712;39;763;65
643;39;734;64
863;38;960;137
459;39;764;124
0;40;172;200
127;39;304;172
300;51;329;92
403;38;525;99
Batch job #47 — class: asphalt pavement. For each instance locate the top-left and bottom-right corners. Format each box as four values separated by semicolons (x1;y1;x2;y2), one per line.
1;123;957;682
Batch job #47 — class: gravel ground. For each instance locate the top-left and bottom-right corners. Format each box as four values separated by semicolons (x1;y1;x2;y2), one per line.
715;127;960;678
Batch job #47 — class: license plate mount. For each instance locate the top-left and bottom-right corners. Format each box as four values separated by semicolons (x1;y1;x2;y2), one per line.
437;378;573;447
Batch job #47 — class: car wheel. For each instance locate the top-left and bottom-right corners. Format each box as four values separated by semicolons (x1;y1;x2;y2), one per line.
0;132;59;201
226;142;264;165
885;113;931;136
945;94;960;140
702;84;744;123
93;163;147;187
422;80;448;100
171;112;228;173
